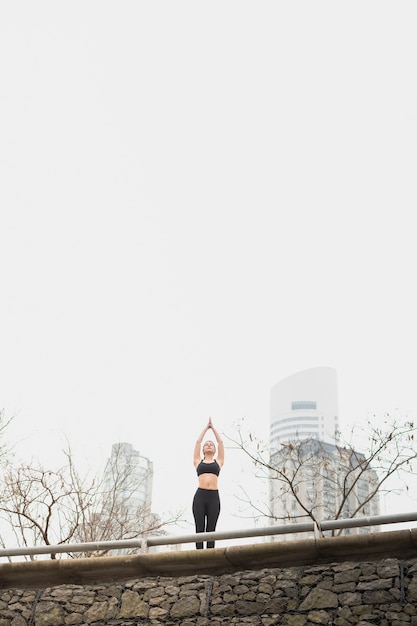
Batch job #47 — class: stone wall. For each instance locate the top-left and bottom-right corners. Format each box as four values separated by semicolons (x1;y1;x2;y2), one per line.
2;558;417;625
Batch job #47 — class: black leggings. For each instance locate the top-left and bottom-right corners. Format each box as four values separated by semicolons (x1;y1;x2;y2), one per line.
192;488;220;549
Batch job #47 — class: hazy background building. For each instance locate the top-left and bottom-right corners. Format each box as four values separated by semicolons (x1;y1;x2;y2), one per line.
269;367;380;539
269;439;380;540
104;442;153;514
102;442;155;549
270;366;339;452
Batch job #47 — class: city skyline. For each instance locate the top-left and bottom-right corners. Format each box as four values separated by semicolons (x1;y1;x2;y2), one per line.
1;2;416;539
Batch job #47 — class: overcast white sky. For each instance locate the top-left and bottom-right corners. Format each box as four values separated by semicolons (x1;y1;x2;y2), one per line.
1;2;416;538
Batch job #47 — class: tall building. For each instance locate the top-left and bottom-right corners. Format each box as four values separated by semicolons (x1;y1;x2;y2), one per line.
269;438;380;539
270;366;339;452
269;368;380;539
102;442;154;544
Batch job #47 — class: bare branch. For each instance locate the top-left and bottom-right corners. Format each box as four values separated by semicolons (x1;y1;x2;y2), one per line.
0;439;183;559
225;414;417;537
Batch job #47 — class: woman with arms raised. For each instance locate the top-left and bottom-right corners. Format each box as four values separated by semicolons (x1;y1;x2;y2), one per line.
192;417;224;549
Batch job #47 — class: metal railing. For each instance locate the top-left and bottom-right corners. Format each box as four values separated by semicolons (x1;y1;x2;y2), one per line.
0;511;416;558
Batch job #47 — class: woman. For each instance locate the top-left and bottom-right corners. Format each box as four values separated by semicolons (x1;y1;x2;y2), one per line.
192;417;224;549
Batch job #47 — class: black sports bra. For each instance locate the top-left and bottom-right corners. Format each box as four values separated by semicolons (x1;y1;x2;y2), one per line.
196;459;221;476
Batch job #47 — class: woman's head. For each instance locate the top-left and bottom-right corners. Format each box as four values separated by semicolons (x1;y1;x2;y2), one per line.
202;439;216;457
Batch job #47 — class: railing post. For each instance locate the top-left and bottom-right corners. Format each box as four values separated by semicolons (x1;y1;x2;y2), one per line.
314;521;323;540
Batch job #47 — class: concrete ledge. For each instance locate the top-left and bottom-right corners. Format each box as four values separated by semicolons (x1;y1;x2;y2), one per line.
1;528;417;590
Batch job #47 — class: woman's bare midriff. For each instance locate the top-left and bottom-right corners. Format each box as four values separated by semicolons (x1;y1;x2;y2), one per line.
198;474;219;490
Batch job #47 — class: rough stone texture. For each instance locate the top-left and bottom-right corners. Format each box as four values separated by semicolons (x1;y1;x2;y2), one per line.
2;557;417;624
118;589;148;619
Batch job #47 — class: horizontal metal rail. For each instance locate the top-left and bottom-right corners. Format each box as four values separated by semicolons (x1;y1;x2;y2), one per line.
0;511;416;558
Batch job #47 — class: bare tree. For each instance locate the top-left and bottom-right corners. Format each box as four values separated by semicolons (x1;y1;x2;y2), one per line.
0;442;182;559
0;456;96;559
0;409;14;461
227;415;417;536
72;443;181;556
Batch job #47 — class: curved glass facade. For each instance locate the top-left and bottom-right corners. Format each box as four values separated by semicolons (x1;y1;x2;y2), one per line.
270;367;339;451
